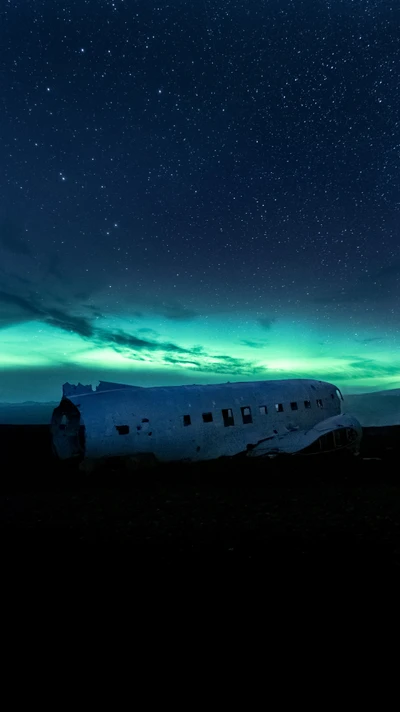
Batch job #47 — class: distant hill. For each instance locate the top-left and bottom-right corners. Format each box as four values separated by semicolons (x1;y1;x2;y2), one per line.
0;402;57;424
352;388;400;398
344;392;400;427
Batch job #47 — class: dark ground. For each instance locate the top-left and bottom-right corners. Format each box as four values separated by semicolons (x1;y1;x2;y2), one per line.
1;424;400;569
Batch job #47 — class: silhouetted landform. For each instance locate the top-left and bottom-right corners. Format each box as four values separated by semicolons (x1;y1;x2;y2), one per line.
345;392;400;427
1;424;400;568
0;402;57;424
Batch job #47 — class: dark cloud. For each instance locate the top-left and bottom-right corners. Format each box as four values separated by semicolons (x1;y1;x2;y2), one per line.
0;290;40;314
240;339;267;349
0;290;278;377
0;312;27;329
258;317;276;330
163;355;203;368
103;330;159;352
98;331;266;376
98;328;269;375
355;336;385;344
347;357;400;376
0;290;94;338
47;254;66;282
0;218;31;256
45;307;94;338
97;328;191;356
2;271;32;287
200;352;268;376
155;302;198;321
0;290;193;357
0;287;35;328
82;304;105;319
162;352;264;376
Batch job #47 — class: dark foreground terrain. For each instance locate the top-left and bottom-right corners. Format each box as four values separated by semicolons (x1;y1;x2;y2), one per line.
1;424;400;569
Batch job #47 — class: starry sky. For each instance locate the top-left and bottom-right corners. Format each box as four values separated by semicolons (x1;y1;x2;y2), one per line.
1;0;400;402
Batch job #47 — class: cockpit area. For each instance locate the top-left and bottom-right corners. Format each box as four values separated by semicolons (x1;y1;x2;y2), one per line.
301;425;359;455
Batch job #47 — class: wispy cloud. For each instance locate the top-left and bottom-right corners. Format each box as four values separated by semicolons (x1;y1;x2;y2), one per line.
0;290;95;338
346;357;400;377
355;336;386;344
46;254;66;282
240;339;267;349
0;218;31;256
153;301;199;321
258;317;276;330
0;289;265;374
101;329;187;354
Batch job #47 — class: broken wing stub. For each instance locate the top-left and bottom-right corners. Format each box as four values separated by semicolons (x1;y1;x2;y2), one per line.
247;413;362;458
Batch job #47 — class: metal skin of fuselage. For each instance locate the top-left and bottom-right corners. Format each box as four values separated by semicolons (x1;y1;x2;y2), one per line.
51;378;362;468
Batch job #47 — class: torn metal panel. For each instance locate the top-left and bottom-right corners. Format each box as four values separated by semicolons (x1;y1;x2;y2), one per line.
62;381;143;398
51;377;362;466
62;382;93;398
95;381;144;393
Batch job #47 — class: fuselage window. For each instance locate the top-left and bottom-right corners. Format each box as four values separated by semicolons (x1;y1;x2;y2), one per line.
222;408;234;427
259;405;268;415
275;403;284;413
304;400;311;409
202;412;213;423
241;406;253;424
316;399;323;408
290;402;298;411
183;414;191;426
116;425;129;435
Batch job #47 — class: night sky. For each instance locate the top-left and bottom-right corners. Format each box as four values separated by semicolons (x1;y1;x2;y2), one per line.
1;0;400;402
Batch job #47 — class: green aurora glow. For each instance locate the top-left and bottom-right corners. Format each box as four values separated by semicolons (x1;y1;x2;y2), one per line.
1;313;399;402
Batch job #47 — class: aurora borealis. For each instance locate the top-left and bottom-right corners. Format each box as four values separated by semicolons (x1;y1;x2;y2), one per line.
1;0;400;402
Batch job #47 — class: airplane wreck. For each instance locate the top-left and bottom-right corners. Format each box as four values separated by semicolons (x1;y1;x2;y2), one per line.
51;378;362;469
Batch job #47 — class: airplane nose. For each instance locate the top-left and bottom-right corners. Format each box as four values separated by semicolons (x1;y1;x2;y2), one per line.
344;415;363;453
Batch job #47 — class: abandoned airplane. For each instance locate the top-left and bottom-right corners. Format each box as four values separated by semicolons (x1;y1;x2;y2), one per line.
51;378;362;467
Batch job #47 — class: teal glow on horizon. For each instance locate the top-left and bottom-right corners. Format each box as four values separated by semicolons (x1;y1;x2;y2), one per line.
1;312;399;401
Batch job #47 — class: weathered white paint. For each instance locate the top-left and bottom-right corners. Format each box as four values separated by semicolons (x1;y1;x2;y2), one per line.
51;378;362;466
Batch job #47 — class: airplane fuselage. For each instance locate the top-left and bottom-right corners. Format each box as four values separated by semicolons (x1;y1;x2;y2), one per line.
51;378;362;465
